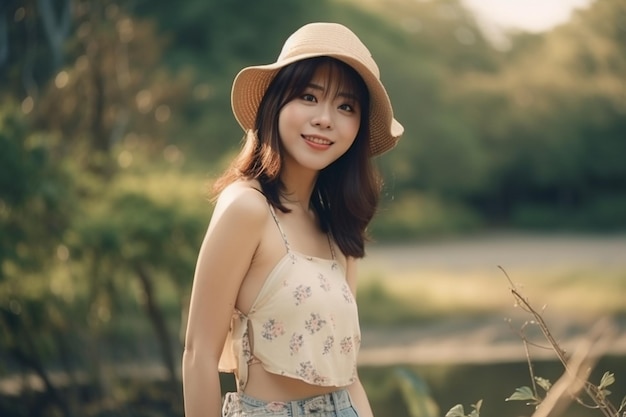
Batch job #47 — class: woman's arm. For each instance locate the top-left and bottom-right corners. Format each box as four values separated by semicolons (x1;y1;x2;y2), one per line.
182;186;267;417
348;378;374;417
345;257;375;417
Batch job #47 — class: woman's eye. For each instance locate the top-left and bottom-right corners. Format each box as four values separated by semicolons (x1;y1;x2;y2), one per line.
339;103;354;112
301;94;317;102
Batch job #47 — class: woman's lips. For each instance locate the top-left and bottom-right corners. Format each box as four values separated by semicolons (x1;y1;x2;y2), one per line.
302;134;333;148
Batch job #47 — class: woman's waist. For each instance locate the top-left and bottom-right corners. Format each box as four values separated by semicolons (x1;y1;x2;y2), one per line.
243;363;350;402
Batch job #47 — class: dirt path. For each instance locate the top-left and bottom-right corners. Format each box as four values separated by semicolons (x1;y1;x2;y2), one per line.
361;232;626;273
357;233;626;366
359;315;626;366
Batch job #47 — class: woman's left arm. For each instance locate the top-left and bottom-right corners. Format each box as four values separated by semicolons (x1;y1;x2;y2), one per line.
345;256;375;417
348;379;374;417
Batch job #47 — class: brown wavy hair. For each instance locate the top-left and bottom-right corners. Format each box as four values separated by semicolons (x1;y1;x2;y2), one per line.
213;57;381;258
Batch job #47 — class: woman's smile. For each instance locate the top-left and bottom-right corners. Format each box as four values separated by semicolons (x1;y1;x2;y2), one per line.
302;134;334;149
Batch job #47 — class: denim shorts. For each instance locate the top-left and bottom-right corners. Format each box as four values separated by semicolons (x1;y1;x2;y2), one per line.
222;389;360;417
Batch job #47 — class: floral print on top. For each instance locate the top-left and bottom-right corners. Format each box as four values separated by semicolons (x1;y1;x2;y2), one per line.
218;204;361;391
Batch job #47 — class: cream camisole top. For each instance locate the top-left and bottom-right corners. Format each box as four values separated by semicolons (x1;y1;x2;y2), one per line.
218;204;361;391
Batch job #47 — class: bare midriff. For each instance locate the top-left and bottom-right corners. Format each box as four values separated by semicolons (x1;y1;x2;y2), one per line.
243;363;347;402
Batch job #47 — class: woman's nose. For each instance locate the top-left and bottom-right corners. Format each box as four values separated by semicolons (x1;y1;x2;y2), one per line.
311;104;332;129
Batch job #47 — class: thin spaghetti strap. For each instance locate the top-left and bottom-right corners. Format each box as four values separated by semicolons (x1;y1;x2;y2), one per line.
326;234;337;260
251;187;266;197
267;204;291;252
250;186;291;252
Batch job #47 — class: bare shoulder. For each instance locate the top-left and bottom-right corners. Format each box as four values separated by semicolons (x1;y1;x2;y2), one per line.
211;180;269;229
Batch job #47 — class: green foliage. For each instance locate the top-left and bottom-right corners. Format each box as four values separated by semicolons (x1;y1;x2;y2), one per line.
452;0;626;230
394;367;440;417
72;180;205;292
357;279;425;326
445;400;482;417
371;192;483;240
505;385;541;405
599;372;615;398
502;269;626;417
504;372;626;415
535;376;553;392
0;105;72;281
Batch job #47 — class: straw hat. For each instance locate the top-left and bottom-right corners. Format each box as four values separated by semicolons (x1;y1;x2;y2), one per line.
231;22;404;156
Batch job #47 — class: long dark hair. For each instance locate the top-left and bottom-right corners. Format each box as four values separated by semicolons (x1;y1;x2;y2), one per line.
213;57;381;258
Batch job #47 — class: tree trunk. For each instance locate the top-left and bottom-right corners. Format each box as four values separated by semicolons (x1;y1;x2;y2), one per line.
37;0;71;70
133;263;180;394
1;307;75;417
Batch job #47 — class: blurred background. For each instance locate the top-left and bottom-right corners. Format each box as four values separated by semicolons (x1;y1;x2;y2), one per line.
1;0;625;416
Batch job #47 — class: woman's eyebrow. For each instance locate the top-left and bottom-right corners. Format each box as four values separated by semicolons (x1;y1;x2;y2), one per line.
308;82;358;101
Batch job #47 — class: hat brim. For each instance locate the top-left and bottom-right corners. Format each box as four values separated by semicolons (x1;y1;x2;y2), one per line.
231;53;403;157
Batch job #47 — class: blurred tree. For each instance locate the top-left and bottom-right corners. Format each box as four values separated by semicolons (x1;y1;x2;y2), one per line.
0;106;71;284
0;106;78;416
453;0;626;228
31;0;192;174
1;1;201;413
69;189;203;403
38;0;72;70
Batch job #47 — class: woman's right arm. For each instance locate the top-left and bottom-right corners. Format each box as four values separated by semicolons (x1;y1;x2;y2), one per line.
182;186;267;417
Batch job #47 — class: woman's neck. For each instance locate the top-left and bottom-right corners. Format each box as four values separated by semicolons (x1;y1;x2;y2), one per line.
280;164;318;212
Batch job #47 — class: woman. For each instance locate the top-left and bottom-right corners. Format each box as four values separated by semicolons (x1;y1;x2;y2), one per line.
182;22;404;417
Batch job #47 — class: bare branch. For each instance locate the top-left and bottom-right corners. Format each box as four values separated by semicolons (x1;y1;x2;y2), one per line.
530;318;616;417
500;266;621;417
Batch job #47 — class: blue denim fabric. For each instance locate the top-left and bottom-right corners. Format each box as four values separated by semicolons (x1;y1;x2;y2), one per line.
222;389;360;417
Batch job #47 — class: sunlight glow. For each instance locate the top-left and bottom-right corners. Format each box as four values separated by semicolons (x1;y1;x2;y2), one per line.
461;0;594;33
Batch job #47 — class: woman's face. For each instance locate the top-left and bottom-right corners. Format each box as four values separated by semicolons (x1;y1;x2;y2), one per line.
278;64;362;173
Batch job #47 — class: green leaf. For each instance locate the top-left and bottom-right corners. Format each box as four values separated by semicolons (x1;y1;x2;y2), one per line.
445;404;466;417
599;372;615;389
535;377;552;392
393;367;440;417
472;399;483;413
506;386;536;402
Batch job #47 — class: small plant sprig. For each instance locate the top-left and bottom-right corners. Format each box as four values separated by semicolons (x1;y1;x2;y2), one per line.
444;267;626;417
445;399;482;417
500;266;626;417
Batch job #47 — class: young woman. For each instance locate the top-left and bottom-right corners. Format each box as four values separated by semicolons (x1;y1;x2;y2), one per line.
182;22;404;417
